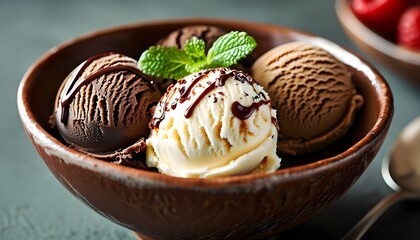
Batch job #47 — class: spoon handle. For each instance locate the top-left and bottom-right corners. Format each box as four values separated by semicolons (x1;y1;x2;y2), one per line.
342;191;415;240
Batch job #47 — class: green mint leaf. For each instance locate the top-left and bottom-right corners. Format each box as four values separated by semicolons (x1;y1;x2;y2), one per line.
207;31;256;68
184;37;206;62
138;31;257;80
184;37;207;73
138;46;191;80
185;61;207;74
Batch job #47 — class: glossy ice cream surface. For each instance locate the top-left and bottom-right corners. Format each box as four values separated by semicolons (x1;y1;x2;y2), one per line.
146;67;281;178
252;42;364;156
54;53;161;162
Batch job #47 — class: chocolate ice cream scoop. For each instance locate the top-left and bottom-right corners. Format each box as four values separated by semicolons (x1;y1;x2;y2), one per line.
251;42;364;156
157;25;227;52
54;53;161;158
153;25;228;92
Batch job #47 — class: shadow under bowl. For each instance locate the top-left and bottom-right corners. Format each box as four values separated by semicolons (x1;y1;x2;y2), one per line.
336;0;420;85
17;18;393;239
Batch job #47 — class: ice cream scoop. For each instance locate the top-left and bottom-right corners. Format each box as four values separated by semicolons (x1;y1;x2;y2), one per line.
157;25;227;51
54;52;161;160
251;42;364;155
152;25;228;92
146;67;281;178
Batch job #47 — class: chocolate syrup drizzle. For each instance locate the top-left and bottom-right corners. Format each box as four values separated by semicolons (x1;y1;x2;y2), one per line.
150;68;274;129
59;52;149;124
231;100;272;120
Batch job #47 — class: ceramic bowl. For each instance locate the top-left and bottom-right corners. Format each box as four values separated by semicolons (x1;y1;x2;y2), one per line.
17;18;393;239
336;0;420;85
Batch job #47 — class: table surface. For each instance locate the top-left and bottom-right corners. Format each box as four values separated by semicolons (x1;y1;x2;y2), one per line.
1;0;420;239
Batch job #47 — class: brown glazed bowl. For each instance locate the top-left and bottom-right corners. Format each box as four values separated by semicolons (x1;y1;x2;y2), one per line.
17;18;393;239
336;0;420;85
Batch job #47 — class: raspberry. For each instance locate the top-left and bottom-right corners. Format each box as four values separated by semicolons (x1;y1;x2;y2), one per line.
351;0;407;41
398;7;420;50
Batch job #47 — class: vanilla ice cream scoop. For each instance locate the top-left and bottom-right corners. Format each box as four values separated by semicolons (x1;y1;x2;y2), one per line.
146;68;281;178
251;42;364;156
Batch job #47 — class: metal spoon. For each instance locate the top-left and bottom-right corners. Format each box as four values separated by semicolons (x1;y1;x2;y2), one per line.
343;116;420;240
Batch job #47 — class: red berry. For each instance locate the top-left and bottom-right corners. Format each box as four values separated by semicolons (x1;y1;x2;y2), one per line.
351;0;407;41
398;7;420;50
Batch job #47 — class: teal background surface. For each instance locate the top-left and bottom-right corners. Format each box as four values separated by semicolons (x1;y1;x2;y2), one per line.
2;0;420;239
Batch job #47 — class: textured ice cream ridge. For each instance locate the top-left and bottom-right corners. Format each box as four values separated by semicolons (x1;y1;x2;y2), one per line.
251;42;364;156
146;68;281;178
54;53;161;166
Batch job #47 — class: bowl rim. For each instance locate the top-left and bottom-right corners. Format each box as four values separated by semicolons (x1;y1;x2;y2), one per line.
335;0;420;66
17;18;393;189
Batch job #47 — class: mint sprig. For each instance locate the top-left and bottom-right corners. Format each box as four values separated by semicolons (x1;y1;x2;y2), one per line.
207;31;256;68
138;31;256;80
138;46;190;80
